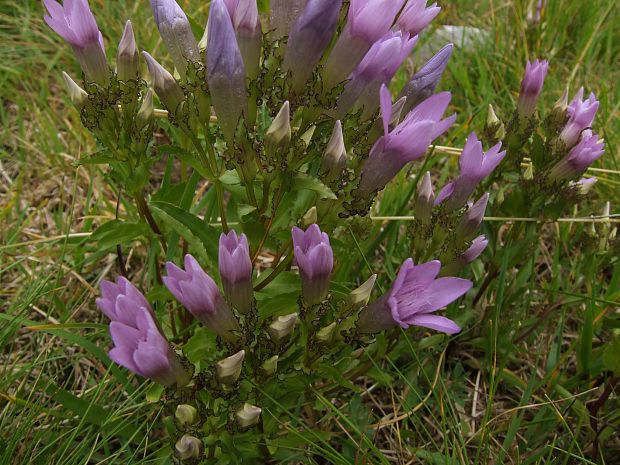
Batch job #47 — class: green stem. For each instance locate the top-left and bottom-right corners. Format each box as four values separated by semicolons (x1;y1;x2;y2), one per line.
134;191;167;253
215;181;229;233
254;252;293;292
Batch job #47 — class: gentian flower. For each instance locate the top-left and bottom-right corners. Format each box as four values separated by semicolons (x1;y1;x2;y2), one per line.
517;59;548;117
142;52;186;113
323;0;406;88
397;0;441;36
150;0;200;80
284;0;343;93
336;31;417;119
456;193;489;241
207;0;247;142
357;259;472;334
164;255;240;341
219;231;254;314
62;72;88;108
559;88;599;147
43;0;109;85
356;85;455;197
441;235;489;275
270;0;308;39
292;224;334;305
116;21;139;82
549;131;604;181
435;133;505;209
96;277;190;386
223;0;262;79
398;43;453;115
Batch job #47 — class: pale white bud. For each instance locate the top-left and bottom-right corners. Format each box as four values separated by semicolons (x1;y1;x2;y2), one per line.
216;350;245;384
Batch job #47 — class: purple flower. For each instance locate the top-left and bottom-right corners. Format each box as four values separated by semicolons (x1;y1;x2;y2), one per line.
96;277;190;386
517;59;548;117
164;255;240;341
461;235;488;263
456;193;489;241
270;0;307;39
284;0;343;93
219;231;254;314
292;224;334;305
207;0;248;142
150;0;200;79
397;0;441;36
336;31;417;119
224;0;262;79
559;88;599;147
549;131;604;181
142;52;186;113
435;133;505;209
357;85;455;197
398;43;453;115
357;259;472;334
323;0;405;88
43;0;109;85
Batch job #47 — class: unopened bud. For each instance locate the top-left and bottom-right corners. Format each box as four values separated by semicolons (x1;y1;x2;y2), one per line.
260;355;278;376
117;20;139;81
268;313;298;342
485;104;505;141
414;172;435;224
302;207;318;227
236;403;262;428
551;88;569;125
175;435;203;461
524;162;534;180
266;101;291;148
175;404;199;426
456;193;489;242
346;274;377;309
62;72;88;108
316;322;337;344
389;97;407;129
216;350;245;384
322;120;346;181
142;51;185;113
136;89;154;129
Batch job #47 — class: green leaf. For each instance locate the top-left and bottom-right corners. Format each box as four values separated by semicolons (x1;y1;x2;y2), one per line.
91;220;152;249
602;339;620;375
158;144;211;179
292;172;337;199
151;201;220;264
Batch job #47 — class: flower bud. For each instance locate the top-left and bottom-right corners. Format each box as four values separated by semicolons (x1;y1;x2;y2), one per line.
224;0;262;79
260;355;279;376
456;193;489;242
485;104;505;141
346;274;377;309
175;434;203;461
136;89;154;129
570;177;597;195
219;231;253;314
550;88;569;125
322;120;346;182
266;101;291;149
316;322;337;344
268;313;298;342
292;225;334;305
175;404;199;426
116;20;139;81
517;59;548;118
142;51;185;113
302;207;318;227
236;403;262;428
270;0;307;40
62;72;88;108
216;350;245;384
414;171;435;224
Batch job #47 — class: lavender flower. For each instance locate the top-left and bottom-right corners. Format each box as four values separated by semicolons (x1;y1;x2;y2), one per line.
517;59;548;117
284;0;343;93
43;0;109;85
357;259;472;334
142;52;186;113
435;133;505;209
456;193;489;241
116;21;139;82
323;0;405;88
207;0;247;142
336;31;417;119
150;0;200;79
270;0;308;39
292;224;334;305
219;230;253;314
549;131;605;181
164;255;240;341
397;0;441;36
224;0;262;79
559;88;600;147
441;235;488;276
357;85;455;197
398;44;453;115
96;277;190;386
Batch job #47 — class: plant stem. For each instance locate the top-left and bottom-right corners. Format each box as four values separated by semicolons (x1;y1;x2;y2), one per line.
134;191;167;253
215;181;229;233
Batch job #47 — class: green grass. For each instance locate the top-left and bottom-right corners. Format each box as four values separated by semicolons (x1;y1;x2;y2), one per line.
1;0;619;464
